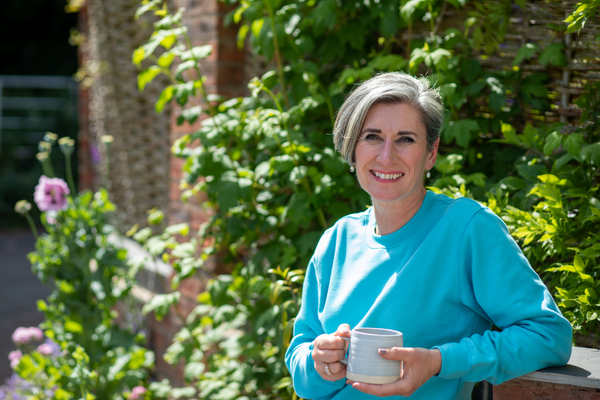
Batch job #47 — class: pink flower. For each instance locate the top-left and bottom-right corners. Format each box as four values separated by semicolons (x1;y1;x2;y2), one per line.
8;350;22;361
34;176;70;211
10;358;20;369
130;386;147;399
12;327;30;344
11;326;44;344
28;327;43;341
37;344;53;356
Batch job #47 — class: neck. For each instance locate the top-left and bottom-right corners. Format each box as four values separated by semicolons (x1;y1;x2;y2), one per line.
373;187;427;236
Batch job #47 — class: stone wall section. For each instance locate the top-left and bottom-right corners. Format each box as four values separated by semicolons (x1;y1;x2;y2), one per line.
78;0;171;230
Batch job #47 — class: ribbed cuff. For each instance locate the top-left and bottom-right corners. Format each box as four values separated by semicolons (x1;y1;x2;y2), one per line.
433;340;473;380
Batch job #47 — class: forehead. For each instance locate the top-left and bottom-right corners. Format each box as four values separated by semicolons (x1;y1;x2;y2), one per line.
362;102;426;132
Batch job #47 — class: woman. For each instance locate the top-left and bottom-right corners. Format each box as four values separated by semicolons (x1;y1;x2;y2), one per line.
284;73;572;399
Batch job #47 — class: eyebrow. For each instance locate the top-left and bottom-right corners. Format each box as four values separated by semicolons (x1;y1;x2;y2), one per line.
360;128;418;137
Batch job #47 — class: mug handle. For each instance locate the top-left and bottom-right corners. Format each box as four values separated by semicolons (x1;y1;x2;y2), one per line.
338;336;350;365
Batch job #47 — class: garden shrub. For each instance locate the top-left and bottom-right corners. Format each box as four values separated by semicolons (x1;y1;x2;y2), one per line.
7;137;154;400
132;0;599;398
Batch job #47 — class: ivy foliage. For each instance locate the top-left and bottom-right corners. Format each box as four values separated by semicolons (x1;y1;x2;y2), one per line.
132;0;600;398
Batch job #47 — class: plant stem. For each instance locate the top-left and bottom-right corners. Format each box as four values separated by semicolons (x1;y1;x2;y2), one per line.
65;153;76;195
406;18;412;60
173;21;225;137
318;81;335;128
262;85;284;113
264;0;290;109
24;212;39;239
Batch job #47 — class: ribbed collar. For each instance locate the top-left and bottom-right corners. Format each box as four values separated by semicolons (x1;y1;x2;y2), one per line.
363;190;435;249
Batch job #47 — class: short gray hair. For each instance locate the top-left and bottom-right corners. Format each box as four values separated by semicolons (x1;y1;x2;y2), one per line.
333;72;445;165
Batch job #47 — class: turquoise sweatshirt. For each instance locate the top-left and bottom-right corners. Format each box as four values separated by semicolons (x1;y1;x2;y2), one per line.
285;191;572;400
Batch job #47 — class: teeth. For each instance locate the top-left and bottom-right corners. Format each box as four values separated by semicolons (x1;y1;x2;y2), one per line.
373;171;403;180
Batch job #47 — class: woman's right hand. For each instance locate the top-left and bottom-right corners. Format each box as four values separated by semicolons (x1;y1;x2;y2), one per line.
312;323;351;381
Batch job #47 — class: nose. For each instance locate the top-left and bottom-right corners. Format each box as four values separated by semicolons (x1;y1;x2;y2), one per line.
376;138;397;165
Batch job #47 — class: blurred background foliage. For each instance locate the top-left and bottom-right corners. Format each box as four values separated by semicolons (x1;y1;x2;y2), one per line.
0;0;78;230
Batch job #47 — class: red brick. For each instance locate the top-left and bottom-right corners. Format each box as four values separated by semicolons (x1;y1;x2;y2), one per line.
494;379;600;400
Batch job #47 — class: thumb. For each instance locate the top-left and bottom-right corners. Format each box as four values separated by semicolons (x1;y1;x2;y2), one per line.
378;346;410;361
335;323;351;337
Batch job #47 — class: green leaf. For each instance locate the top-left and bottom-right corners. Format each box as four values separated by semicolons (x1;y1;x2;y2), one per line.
177;106;202;126
251;19;264;38
156;85;174;113
426;48;452;68
132;47;146;66
157;51;176;68
581;142;600;165
513;43;538;66
401;0;430;19
564;133;584;158
538;43;566;67
181;45;212;61
500;122;519;145
184;362;205;380
237;24;249;49
544;131;562;155
165;223;190;236
552;154;572;173
142;292;181;319
443;119;479;148
172;242;195;258
172;387;197;399
175;60;196;80
65;320;83;333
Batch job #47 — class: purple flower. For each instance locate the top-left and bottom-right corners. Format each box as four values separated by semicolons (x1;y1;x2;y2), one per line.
34;176;70;212
90;145;101;164
42;339;61;357
8;351;22;361
130;386;147;399
37;344;53;356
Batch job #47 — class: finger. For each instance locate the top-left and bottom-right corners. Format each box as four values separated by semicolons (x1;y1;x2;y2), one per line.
351;378;414;397
328;361;347;375
312;348;347;363
377;346;413;361
315;335;347;350
318;362;346;381
335;323;351;337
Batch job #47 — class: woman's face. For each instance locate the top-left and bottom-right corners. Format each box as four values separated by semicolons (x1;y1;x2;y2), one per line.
354;102;439;206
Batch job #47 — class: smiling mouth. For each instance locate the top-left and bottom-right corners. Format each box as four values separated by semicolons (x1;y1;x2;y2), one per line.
372;171;404;180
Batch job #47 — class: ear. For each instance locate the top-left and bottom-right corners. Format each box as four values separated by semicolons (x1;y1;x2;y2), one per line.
426;137;440;171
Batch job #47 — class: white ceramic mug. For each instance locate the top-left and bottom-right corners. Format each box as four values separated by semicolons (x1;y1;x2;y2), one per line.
339;327;403;384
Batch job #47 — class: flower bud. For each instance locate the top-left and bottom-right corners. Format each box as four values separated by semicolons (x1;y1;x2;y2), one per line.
100;135;114;144
58;137;75;156
14;200;32;215
36;152;49;162
38;141;52;153
44;132;58;145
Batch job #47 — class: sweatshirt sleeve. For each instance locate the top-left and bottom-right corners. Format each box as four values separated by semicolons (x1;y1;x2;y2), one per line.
434;207;572;385
285;254;346;399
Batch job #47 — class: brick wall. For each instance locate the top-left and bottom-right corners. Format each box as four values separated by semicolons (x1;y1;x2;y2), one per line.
494;379;600;400
152;0;247;384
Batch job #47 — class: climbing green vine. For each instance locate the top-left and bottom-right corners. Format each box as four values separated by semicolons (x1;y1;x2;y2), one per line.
131;0;600;398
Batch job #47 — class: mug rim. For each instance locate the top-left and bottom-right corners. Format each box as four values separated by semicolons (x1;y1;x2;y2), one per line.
353;327;403;337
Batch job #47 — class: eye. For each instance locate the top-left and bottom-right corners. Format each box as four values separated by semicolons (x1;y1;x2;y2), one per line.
363;133;382;141
396;136;415;143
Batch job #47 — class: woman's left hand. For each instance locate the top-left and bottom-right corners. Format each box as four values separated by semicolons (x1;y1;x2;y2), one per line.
348;347;441;397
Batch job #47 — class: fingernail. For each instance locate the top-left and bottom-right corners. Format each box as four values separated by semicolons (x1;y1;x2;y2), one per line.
379;349;387;354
